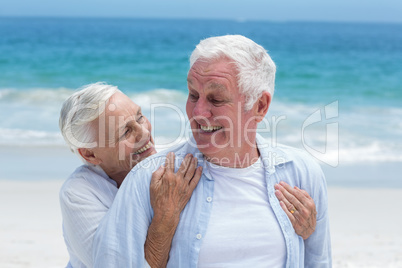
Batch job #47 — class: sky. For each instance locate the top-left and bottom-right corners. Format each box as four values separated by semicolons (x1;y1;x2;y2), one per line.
1;0;402;23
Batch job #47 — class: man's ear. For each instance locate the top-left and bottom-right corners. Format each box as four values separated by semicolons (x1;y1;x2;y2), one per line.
78;148;102;165
255;91;271;122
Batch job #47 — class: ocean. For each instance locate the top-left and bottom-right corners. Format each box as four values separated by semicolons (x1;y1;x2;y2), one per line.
0;17;401;169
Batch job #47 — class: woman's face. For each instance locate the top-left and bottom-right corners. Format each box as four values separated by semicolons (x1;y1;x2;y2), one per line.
91;92;156;180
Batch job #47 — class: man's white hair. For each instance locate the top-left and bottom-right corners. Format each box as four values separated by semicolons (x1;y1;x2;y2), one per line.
59;82;120;162
189;35;276;111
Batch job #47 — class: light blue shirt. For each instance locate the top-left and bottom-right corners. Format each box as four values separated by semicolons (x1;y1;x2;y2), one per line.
60;165;117;268
93;134;332;267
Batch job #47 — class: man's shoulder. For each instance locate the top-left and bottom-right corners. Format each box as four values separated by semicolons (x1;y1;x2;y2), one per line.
277;143;318;163
275;144;322;173
257;135;323;179
257;135;319;168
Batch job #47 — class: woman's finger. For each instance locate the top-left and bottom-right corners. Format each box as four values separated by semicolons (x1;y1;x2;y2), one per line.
277;182;304;211
151;165;165;184
183;157;198;181
177;154;193;176
165;152;176;172
189;166;202;190
279;200;296;223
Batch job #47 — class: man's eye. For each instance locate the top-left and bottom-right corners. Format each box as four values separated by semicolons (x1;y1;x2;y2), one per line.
211;99;224;105
189;93;199;100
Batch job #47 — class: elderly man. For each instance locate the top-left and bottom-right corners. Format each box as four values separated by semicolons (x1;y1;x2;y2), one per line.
93;35;331;267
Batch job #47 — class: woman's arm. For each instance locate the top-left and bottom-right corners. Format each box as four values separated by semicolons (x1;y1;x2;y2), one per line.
145;153;202;267
59;177;115;267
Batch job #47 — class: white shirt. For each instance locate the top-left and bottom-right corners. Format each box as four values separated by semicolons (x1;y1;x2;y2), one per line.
59;164;117;268
198;158;286;268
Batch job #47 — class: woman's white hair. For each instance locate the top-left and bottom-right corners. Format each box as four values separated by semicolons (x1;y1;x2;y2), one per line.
189;35;276;111
59;82;120;162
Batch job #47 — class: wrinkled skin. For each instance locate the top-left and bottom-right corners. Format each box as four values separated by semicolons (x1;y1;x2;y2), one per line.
145;152;202;267
275;181;317;239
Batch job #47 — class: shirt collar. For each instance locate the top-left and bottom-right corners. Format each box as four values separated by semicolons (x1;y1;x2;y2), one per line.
255;134;293;168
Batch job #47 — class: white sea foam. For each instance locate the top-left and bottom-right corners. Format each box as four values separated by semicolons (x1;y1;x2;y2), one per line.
0;128;65;146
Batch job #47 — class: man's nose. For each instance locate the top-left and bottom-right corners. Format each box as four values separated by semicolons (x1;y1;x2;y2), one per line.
193;98;212;118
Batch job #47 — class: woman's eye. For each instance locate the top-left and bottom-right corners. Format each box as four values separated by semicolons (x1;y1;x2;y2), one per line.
137;115;145;123
123;128;131;137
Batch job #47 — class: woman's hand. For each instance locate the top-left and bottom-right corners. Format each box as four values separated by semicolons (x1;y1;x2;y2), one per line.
274;181;317;240
145;152;202;267
150;152;202;224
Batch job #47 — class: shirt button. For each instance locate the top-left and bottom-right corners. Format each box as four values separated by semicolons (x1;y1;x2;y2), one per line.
196;234;202;240
206;197;212;203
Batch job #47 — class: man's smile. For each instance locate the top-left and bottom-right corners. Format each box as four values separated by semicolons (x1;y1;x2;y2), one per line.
199;125;223;133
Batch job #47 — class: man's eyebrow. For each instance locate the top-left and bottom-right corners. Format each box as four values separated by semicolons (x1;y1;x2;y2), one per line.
208;82;227;92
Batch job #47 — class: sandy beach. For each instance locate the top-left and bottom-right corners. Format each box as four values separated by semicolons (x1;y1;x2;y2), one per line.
1;146;402;267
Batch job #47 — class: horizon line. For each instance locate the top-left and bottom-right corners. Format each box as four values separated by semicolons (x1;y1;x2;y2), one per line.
1;15;402;25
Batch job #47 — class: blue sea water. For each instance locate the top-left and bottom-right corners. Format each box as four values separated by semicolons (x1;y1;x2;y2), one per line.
0;17;401;166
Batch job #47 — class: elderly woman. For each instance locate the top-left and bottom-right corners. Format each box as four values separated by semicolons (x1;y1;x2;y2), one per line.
59;82;202;268
59;82;317;268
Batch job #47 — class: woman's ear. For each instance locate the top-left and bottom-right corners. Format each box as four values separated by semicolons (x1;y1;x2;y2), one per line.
255;91;271;122
78;148;102;165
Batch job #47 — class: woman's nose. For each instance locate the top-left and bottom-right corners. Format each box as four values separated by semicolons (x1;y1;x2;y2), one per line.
134;123;149;143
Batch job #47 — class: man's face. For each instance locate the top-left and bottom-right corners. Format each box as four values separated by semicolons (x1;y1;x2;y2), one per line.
186;58;259;165
92;92;156;177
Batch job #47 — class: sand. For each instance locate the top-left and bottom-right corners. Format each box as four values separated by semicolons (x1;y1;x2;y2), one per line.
0;180;67;268
329;188;402;267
